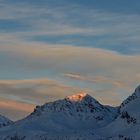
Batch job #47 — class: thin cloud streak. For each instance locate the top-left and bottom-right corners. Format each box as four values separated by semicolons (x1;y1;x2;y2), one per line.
0;98;34;121
0;44;139;105
0;78;83;105
0;1;140;54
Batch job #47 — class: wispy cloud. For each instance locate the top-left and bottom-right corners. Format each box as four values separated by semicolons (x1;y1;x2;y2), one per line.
63;73;128;89
0;44;139;105
0;98;34;121
0;1;140;54
0;78;83;104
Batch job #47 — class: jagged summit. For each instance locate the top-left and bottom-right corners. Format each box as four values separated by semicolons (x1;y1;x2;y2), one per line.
65;92;101;106
31;93;93;116
120;85;140;108
66;92;89;102
31;92;104;117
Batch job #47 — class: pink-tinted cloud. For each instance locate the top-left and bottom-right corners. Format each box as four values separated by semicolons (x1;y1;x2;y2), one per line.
0;98;34;121
0;44;140;120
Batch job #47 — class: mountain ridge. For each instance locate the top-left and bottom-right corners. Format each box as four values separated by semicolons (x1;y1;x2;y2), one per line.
0;86;140;140
0;115;13;128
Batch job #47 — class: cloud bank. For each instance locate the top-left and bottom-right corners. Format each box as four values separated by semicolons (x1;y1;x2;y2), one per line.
0;44;140;120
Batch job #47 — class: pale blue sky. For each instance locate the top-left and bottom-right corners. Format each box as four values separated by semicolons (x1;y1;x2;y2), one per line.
0;0;140;55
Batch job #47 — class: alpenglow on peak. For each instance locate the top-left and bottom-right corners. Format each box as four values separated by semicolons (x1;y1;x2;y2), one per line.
66;92;88;102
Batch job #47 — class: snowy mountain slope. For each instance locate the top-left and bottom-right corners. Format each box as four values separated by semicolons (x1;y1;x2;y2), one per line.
27;93;118;129
0;115;13;128
0;93;118;140
120;85;140;118
98;85;140;140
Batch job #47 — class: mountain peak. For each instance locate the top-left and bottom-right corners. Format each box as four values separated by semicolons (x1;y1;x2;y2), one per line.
66;92;88;102
120;85;140;109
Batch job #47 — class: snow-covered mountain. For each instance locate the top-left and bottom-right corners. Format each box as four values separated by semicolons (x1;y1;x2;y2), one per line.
0;93;118;140
0;86;140;140
100;85;140;140
0;115;13;128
